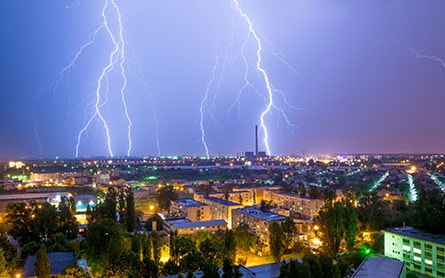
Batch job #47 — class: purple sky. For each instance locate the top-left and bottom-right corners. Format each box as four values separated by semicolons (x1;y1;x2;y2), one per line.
0;0;444;159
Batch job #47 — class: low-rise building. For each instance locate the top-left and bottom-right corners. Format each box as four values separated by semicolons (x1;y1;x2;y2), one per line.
200;197;243;229
385;226;445;278
23;251;80;277
0;192;69;222
163;218;227;235
30;170;83;184
352;256;406;278
232;206;286;255
196;191;254;206
170;198;211;222
264;190;323;220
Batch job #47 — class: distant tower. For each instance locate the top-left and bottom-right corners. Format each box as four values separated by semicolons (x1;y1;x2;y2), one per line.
255;125;259;157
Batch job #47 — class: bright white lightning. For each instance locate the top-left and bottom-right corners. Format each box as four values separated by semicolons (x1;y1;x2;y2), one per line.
407;47;445;70
53;26;103;97
114;0;133;157
232;0;281;156
200;55;218;157
200;1;297;156
126;64;162;157
74;0;133;158
34;122;43;157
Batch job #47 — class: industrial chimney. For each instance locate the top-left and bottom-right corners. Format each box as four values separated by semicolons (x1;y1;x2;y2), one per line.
255;125;258;157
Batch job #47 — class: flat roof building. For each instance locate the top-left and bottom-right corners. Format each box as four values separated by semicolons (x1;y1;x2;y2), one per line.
352;256;406;278
163;218;227;235
264;190;323;220
170;198;211;222
201;196;243;229
232;206;286;255
385;226;445;278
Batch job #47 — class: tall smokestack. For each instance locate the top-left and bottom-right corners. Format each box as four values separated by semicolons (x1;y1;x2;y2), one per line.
255;125;258;157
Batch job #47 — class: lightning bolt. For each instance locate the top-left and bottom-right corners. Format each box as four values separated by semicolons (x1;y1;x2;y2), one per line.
74;0;133;158
199;55;216;157
233;0;278;156
407;47;445;71
126;63;162;157
34;122;43;157
200;0;298;156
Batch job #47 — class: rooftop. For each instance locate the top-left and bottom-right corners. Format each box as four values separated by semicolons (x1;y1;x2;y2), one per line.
167;218;227;229
386;226;445;246
352;256;405;278
204;196;242;206
235;206;286;222
174;198;208;207
268;190;320;200
23;251;77;277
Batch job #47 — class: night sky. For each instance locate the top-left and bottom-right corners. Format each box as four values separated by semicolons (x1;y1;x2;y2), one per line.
1;0;444;159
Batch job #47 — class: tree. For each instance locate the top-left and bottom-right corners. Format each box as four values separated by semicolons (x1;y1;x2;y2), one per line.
223;230;236;263
155;185;178;211
34;245;51;278
56;266;91;278
343;198;357;251
32;202;59;244
222;258;234;278
200;237;223;266
0;248;10;277
84;218;130;273
411;188;445;233
142;258;159;278
90;188;118;221
357;192;388;231
124;187;136;232
280;255;340;278
233;223;256;251
303;254;322;278
58;197;78;240
201;261;219;278
281;218;296;252
111;250;143;278
161;259;179;276
169;231;179;264
7;201;60;248
222;258;242;278
0;234;17;269
316;200;343;256
269;222;284;262
7;202;36;245
177;236;198;261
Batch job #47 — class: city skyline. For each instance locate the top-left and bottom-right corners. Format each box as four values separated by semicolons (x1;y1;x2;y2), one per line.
1;0;445;159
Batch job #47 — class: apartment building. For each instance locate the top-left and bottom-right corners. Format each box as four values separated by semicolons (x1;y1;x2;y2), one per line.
200;197;243;229
232;206;286;255
30;170;83;184
352;256;406;278
385;227;445;277
264;190;323;219
170;198;211;222
163;218;227;235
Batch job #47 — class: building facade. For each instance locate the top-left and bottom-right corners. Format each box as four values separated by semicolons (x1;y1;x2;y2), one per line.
170;198;211;222
385;227;445;278
200;197;243;229
264;190;323;220
163;218;227;235
232;206;286;255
